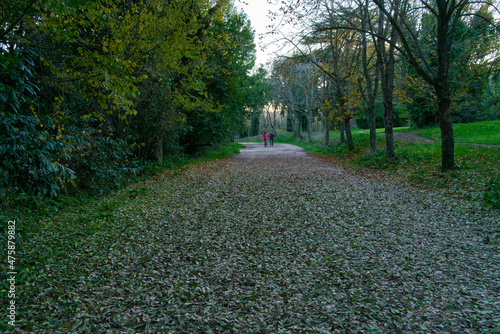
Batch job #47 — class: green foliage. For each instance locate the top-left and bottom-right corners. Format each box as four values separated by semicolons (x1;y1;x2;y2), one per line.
74;137;143;196
484;175;500;209
397;4;500;127
0;48;75;197
183;11;271;151
355;149;388;168
1;0;268;203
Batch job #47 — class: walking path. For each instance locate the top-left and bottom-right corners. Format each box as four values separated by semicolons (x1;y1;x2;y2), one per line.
18;143;500;333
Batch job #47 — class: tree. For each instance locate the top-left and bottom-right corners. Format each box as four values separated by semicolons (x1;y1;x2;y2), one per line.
270;56;323;142
357;0;380;153
372;0;499;170
1;0;268;197
374;0;402;160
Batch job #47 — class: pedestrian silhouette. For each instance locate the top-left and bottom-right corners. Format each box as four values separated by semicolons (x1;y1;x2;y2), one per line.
269;133;275;147
262;132;269;147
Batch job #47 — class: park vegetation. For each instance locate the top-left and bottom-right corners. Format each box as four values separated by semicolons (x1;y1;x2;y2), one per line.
0;0;270;203
264;0;500;170
1;0;499;331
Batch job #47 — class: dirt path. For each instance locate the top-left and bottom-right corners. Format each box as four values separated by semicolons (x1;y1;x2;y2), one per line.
17;143;500;333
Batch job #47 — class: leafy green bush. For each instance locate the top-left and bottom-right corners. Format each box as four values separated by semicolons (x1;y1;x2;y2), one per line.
0;48;75;197
75;137;143;196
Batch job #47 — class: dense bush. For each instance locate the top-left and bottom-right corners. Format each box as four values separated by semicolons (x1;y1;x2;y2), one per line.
74;136;143;196
1;0;270;202
0;49;75;197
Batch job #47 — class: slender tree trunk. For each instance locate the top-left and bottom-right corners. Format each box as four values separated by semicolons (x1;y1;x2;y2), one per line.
290;112;303;139
359;0;379;153
345;119;354;151
306;110;313;143
368;101;377;153
436;85;455;170
324;109;330;146
286;111;293;132
382;55;396;161
150;131;164;162
272;106;277;136
339;121;345;144
435;11;455;171
382;40;396;161
383;99;394;160
377;3;396;161
148;113;167;162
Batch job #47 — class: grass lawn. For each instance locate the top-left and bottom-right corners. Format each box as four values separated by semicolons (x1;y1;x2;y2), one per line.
413;120;500;145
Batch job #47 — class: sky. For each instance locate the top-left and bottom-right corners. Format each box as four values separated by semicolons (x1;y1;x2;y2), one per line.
234;0;291;68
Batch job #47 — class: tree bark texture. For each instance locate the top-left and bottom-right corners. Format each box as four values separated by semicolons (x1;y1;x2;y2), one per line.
324;110;330;146
345;119;354;151
339;122;345;144
436;85;455;170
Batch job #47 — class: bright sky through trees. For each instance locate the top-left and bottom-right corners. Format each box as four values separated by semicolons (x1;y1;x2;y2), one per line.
236;0;295;68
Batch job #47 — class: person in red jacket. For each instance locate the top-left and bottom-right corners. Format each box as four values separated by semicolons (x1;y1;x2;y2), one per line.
262;132;269;147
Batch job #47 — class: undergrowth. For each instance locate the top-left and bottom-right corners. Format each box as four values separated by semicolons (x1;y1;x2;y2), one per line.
0;142;244;247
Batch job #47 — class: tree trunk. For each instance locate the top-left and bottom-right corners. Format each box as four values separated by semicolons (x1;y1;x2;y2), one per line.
306;110;313;143
376;1;395;161
339;121;345;144
435;10;455;171
286;112;293;132
359;1;379;154
368;101;377;153
381;35;396;160
290;113;303;139
382;47;395;161
345;119;354;151
324;109;330;146
150;132;164;162
436;86;455;170
383;102;394;160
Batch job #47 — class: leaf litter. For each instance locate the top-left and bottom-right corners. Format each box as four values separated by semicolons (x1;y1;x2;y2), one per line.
9;143;500;333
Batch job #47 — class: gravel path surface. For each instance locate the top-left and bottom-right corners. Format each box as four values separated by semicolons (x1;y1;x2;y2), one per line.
18;143;500;333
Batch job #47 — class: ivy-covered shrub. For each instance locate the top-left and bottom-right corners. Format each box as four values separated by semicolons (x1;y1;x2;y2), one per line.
74;136;143;196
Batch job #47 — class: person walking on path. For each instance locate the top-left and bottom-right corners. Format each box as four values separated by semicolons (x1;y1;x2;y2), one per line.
262;132;269;147
269;132;276;147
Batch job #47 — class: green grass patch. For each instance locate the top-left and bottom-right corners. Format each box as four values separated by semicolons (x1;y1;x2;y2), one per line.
201;142;245;161
413;120;500;145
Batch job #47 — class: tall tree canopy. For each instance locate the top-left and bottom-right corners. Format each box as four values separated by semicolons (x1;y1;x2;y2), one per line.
0;0;271;197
